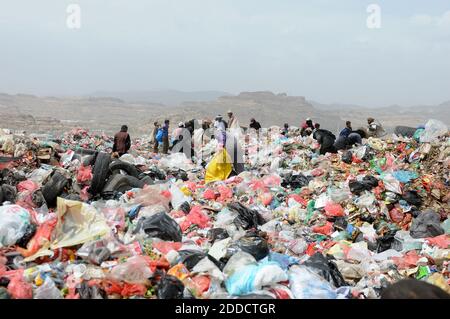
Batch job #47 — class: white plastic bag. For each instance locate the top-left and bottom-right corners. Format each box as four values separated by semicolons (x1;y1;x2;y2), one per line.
289;265;337;299
169;183;191;210
34;277;63;299
420;119;448;143
0;205;31;247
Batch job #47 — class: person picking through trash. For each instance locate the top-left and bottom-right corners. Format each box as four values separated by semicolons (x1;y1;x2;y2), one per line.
313;125;337;155
162;119;170;154
281;123;289;136
113;125;131;157
340;121;353;138
367;117;386;138
300;118;315;136
249;118;262;132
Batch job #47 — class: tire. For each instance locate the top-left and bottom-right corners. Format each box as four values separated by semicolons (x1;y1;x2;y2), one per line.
394;126;417;138
89;152;112;195
0;187;4;203
109;160;140;178
102;174;144;194
42;172;69;207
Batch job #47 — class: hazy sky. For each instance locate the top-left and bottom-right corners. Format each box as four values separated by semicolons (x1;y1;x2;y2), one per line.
1;0;449;107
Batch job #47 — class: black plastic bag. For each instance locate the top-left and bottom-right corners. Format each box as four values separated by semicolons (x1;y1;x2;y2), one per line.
362;175;378;189
228;202;265;230
0;277;10;287
157;275;184;299
402;191;422;207
16;223;37;249
349;181;367;195
134;212;182;242
303;253;348;288
179;202;191;214
281;173;312;189
342;151;353;164
234;233;269;261
78;282;106;299
207;228;229;242
177;250;225;271
376;231;397;253
410;210;444;239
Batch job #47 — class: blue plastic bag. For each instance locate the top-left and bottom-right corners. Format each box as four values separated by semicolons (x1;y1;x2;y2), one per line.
392;170;418;183
156;129;163;143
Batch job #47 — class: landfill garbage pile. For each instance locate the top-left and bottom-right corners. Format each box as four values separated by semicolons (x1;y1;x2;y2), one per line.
0;120;449;299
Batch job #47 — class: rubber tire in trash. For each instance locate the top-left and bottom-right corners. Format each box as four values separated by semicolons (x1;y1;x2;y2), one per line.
89;152;112;195
109;160;140;178
394;126;417;138
101;174;144;194
42;172;69;207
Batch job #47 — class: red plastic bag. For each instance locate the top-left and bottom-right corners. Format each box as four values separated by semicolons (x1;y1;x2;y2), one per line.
312;222;334;236
17;216;58;257
153;241;182;254
17;180;39;193
426;234;450;249
191;275;211;293
7;270;33;299
262;174;281;187
121;283;147;297
287;194;308;207
391;251;421;269
259;192;273;206
217;185;232;202
389;208;404;223
324;202;345;217
202;189;217;200
77;165;93;184
180;206;211;231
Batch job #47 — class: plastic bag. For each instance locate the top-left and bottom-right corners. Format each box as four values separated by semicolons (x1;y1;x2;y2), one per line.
289;265;337;299
205;149;233;183
169;183;191;211
180;206;211;231
17;217;57;258
134;212;182;242
0;205;31;247
324;202;345;217
110;256;152;284
7;270;33;299
34;277;63;299
392;170;418;184
303;253;348;288
233;233;269;261
159;153;194;171
158;274;184;299
410;210;445;239
225;261;288;296
77;165;93;184
382;174;402;194
17;180;39;193
228;202;265;230
419;119;448;143
131;185;170;211
51;198;110;249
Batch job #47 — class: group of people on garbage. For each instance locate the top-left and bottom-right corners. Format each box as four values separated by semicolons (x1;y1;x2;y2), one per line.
0;112;449;300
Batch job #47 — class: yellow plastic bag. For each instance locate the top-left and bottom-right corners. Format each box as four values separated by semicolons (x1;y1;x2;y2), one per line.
205;149;233;184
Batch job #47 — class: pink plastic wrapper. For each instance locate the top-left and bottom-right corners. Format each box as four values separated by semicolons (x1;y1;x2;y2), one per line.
180;206;211;231
324;202;345;217
77;165;93;184
17;180;39;193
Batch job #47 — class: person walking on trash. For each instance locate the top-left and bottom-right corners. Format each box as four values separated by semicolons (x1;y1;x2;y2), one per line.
214;115;227;147
151;121;160;153
334;121;363;150
113;125;131;157
162;119;170;154
367;117;386;138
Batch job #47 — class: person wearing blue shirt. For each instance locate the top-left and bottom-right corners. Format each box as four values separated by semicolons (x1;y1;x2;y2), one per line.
340;121;353;138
